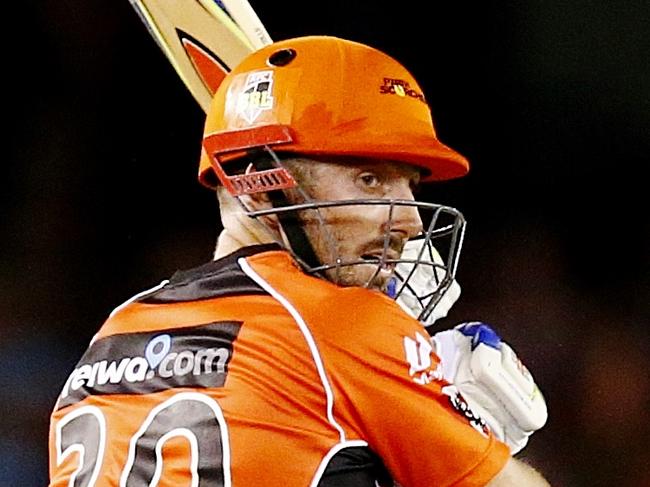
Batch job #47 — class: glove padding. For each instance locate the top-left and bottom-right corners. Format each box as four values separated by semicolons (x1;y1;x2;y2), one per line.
432;322;548;454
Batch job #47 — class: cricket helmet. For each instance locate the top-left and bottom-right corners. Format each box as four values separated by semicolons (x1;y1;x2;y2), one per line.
199;35;469;192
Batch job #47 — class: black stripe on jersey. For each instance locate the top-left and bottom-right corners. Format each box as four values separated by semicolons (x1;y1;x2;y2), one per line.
56;321;242;410
318;447;394;487
139;244;281;303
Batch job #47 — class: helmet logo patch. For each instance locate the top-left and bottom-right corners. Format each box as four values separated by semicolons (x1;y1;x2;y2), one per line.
236;70;275;124
380;78;426;104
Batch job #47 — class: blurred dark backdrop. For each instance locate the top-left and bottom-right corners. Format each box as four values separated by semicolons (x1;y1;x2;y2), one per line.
2;1;648;485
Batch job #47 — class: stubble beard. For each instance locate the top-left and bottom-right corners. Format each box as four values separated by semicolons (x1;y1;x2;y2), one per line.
323;263;392;290
304;219;395;291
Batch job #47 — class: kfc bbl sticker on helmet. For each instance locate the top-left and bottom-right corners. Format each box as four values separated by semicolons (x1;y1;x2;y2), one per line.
235;70;275;124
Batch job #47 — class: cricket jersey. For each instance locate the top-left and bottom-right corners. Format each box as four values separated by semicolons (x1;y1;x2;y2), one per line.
49;244;509;486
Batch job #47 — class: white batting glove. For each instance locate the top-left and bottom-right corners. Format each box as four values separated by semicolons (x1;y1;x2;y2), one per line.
432;322;548;454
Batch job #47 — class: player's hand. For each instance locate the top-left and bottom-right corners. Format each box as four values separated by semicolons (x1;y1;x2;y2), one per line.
432;322;548;455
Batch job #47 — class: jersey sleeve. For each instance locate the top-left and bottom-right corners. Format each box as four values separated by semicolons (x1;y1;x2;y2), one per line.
315;289;510;487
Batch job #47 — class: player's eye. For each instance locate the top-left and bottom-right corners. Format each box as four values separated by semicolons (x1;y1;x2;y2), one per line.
358;172;381;188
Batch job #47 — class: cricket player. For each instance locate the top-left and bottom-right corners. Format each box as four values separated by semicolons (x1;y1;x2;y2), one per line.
49;36;548;486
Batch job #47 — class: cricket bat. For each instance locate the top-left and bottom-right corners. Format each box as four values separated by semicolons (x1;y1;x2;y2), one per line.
128;0;273;113
219;0;272;49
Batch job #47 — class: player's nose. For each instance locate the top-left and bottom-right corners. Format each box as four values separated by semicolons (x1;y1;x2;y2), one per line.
388;204;423;240
382;182;423;239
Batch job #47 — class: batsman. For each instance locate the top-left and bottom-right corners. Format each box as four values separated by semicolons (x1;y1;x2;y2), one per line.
49;35;549;486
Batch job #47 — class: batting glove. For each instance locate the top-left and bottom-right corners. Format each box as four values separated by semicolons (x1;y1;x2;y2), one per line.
432;322;548;454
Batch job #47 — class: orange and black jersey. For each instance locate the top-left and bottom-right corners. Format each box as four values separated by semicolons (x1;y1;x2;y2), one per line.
49;244;509;486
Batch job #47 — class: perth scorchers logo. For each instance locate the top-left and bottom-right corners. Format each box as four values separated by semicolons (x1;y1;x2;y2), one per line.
380;78;426;104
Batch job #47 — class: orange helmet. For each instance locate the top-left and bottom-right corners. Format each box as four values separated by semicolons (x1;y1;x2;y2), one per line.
199;35;469;192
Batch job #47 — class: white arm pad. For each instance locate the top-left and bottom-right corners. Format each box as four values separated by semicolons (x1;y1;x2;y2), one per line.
433;323;548;454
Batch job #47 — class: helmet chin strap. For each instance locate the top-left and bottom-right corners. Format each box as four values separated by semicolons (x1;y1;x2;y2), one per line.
253;156;322;271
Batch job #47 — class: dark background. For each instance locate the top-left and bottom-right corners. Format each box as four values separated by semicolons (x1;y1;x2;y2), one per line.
2;1;648;485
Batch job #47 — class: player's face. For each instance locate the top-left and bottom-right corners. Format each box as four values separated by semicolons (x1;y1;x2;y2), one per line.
296;158;423;290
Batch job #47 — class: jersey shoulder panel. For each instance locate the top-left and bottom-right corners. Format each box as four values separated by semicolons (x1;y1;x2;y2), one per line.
98;244;281;338
140;243;280;303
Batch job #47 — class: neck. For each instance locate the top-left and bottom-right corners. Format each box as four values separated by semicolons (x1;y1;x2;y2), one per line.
214;212;277;259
